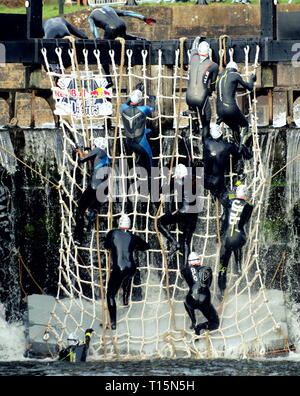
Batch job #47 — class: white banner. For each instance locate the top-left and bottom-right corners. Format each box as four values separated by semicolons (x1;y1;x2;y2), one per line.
53;74;112;118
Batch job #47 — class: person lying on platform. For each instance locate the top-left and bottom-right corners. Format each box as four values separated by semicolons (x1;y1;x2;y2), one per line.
43;17;88;40
216;61;256;152
104;214;150;330
88;6;156;40
186;38;219;137
182;252;219;335
157;134;202;266
43;17;88;76
73;137;110;246
202;124;251;202
218;183;253;299
121;87;156;190
58;329;94;362
88;6;156;87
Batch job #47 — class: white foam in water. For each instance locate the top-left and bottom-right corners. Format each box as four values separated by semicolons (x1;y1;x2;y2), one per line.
285;303;300;361
0;304;26;362
294;102;300;127
0;132;17;174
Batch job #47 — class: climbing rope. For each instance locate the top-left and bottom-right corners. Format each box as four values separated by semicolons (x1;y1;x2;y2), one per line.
38;38;290;360
0;145;60;190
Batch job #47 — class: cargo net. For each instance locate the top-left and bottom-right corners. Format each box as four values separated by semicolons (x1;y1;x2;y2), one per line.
41;38;289;359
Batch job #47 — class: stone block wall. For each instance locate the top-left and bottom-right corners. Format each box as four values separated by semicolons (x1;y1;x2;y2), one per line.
1;5;300;127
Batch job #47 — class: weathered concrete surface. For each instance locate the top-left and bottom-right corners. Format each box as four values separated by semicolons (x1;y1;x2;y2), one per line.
277;63;300;89
66;5;260;40
66;4;300;40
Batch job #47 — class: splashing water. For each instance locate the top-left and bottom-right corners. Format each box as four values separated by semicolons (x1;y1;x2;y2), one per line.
0;304;27;362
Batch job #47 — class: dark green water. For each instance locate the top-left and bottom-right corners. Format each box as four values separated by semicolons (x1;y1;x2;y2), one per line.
0;357;300;377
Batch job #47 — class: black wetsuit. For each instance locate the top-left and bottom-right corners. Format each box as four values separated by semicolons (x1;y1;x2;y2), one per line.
202;128;243;200
58;330;93;362
218;196;253;295
104;228;150;329
43;17;88;75
182;264;219;335
186;48;219;135
88;7;152;40
74;147;110;244
43;17;88;39
121;96;155;181
157;137;201;266
216;68;255;145
88;7;155;84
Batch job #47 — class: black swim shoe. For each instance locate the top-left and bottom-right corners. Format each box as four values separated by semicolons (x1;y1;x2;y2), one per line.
168;242;181;258
111;322;116;330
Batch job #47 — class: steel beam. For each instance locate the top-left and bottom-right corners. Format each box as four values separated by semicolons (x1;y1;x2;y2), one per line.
26;0;44;39
261;0;277;40
0;37;299;66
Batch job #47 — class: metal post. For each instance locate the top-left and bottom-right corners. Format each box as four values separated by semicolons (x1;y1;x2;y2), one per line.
268;89;273;126
261;0;277;40
59;0;65;16
26;0;44;39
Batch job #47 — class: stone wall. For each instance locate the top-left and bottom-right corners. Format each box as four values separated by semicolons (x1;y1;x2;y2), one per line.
66;4;261;40
2;4;300;127
65;4;300;40
1;0;24;7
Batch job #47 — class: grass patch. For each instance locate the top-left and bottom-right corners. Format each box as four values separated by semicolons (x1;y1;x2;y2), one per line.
0;4;86;19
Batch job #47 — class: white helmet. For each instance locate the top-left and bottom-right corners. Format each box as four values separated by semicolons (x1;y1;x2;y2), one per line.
210;124;223;139
129;89;143;104
67;333;79;346
198;41;210;56
226;61;238;71
93;136;107;150
188;252;202;266
118;214;131;229
174;163;188;179
235;184;247;199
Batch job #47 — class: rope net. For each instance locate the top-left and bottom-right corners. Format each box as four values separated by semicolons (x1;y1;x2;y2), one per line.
41;40;288;359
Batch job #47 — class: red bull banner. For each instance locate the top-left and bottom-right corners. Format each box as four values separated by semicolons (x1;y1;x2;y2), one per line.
53;74;112;118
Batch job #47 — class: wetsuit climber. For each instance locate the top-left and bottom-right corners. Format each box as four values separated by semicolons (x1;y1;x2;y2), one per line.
216;61;256;148
43;17;88;75
218;184;253;298
202;125;251;201
121;88;156;188
157;135;201;266
186;39;219;136
74;137;110;245
58;329;94;362
43;17;88;40
88;7;156;87
88;7;156;40
182;252;219;335
104;214;150;330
